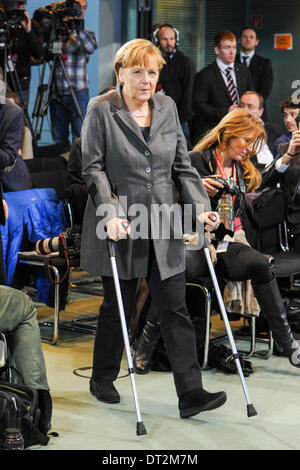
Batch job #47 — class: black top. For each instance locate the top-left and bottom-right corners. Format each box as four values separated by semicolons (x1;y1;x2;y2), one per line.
140;126;150;142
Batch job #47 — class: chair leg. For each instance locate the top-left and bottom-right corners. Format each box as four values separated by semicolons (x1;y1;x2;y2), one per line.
39;265;60;345
234;316;274;360
186;282;211;370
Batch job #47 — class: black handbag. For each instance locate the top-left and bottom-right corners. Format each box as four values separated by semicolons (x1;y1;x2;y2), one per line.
0;381;49;449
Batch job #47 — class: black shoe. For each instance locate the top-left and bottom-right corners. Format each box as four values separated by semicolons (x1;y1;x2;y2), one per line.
179;388;227;419
208;343;254;377
89;378;120;404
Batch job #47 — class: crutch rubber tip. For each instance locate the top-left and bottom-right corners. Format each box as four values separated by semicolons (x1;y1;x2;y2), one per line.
136;421;147;436
247;404;258;417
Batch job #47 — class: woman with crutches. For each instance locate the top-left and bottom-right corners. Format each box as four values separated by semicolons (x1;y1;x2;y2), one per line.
80;38;226;420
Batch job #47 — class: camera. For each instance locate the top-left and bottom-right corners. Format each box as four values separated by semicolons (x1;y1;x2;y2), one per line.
0;0;26;47
35;227;81;258
210;176;240;240
33;0;83;44
295;109;300;130
0;427;24;450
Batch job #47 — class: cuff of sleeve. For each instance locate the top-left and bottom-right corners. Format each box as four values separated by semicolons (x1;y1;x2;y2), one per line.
275;157;290;173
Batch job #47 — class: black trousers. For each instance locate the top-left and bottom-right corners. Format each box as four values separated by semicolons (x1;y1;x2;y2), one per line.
185;242;273;286
92;254;203;397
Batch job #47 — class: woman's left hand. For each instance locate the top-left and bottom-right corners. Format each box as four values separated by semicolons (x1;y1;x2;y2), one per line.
197;211;220;231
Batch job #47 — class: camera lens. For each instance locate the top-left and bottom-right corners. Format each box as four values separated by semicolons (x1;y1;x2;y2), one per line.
0;427;24;450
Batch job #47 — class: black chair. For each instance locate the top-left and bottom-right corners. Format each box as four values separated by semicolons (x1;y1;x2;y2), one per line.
25;157;68;201
32;143;67;159
16;161;100;344
246;187;300;292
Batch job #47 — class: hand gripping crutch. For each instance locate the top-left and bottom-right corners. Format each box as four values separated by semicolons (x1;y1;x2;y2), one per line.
203;232;258;418
107;239;147;436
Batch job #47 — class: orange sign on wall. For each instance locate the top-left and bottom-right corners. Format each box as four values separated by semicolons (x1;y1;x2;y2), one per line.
274;34;293;50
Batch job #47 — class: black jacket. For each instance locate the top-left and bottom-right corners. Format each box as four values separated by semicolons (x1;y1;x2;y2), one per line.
191;61;253;145
236;53;273;100
260;142;300;232
5;20;44;93
188;147;272;246
158;49;196;123
0;99;32;192
65;137;88;229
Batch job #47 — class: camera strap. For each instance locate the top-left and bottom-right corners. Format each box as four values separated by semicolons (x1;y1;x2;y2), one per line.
215;153;240;251
45;234;70;285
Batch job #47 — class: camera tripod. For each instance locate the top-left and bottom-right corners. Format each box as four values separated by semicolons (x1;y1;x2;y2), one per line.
32;39;84;143
0;41;35;142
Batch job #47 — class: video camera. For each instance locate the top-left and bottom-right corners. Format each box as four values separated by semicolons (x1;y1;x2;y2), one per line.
0;1;26;46
33;0;83;44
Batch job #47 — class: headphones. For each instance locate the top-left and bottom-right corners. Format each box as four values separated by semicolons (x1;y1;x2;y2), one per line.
152;23;180;48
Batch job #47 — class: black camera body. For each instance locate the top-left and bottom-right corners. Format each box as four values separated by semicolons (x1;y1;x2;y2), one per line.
210;176;240;241
295;109;300;130
36;227;81;259
0;1;25;48
33;0;83;44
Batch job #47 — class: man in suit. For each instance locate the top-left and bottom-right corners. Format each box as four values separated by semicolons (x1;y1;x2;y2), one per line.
152;23;196;148
239;91;281;170
261;113;300;251
236;27;273;119
192;30;253;145
273;97;300;157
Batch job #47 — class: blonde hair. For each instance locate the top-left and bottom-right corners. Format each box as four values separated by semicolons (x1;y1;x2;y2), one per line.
114;38;165;86
194;108;267;191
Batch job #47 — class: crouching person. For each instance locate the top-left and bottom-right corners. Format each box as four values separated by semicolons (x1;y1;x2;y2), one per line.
0;286;52;435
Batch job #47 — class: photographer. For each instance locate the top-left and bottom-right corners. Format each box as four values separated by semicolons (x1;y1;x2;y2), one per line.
49;0;98;151
188;107;300;370
259;109;300;252
3;1;44;108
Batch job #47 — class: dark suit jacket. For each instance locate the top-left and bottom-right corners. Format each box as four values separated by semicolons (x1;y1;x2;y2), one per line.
65;137;88;229
0;99;32;192
260;142;300;230
191;61;253;145
158;49;196;123
236;53;273;100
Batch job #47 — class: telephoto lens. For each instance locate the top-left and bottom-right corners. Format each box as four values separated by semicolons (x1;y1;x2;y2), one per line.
35;236;61;255
0;427;24;450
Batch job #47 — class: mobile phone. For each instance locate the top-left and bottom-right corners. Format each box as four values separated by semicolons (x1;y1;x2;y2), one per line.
295;109;300;129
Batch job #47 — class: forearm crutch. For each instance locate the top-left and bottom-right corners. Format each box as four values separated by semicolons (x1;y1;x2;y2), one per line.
203;235;258;417
107;239;147;436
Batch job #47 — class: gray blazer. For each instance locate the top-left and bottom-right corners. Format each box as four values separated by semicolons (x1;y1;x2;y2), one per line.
80;87;211;280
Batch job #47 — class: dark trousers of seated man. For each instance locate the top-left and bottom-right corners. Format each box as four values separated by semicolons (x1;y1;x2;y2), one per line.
91;246;203;398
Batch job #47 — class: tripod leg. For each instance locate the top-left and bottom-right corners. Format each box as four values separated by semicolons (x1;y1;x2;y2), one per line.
107;240;147;436
3;44;34;139
203;240;257;417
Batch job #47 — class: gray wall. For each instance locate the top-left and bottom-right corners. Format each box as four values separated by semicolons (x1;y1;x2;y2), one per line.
248;0;300;129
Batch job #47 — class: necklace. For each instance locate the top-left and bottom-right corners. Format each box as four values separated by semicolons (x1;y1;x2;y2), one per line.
129;110;148;118
129;104;149;118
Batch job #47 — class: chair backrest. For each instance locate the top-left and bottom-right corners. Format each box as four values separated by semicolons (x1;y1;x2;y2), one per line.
32;143;67;159
25;156;67;173
25;157;68;201
245;187;287;254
